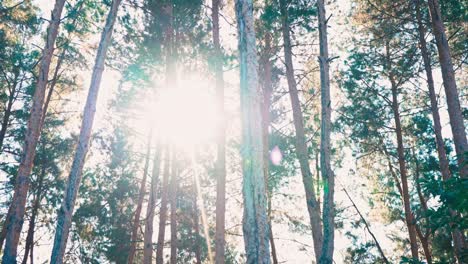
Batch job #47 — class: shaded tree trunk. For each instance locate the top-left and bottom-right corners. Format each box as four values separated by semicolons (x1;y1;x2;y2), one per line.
386;41;420;261
279;0;323;261
21;163;46;264
235;0;271;262
169;157;178;264
0;70;19;152
156;148;171;264
427;0;467;180
143;148;162;264
317;0;335;262
127;134;152;264
212;0;227;263
2;1;66;261
49;1;122;262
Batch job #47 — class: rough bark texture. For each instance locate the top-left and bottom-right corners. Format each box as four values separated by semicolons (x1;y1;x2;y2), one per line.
127;134;152;264
143;148;162;264
169;159;178;264
427;0;467;179
156;148;171;264
279;0;323;261
317;0;335;263
2;1;66;262
49;1;121;262
235;0;271;262
212;0;227;263
386;41;420;261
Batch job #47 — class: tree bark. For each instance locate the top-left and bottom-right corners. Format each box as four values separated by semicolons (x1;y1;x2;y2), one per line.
143;147;162;264
386;41;420;261
278;0;323;261
234;0;271;262
192;175;202;264
169;157;178;264
2;1;66;261
212;0;227;263
156;148;171;264
49;1;122;263
427;0;467;179
317;0;335;263
127;134;152;264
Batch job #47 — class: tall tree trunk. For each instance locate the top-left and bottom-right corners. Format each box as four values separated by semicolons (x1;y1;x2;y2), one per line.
156;148;171;264
235;0;271;262
143;148;162;264
385;41;420;261
342;188;390;264
2;1;66;261
169;157;178;264
260;31;278;264
127;134;152;264
278;0;323;261
212;0;227;263
427;0;467;179
317;0;335;263
49;1;122;262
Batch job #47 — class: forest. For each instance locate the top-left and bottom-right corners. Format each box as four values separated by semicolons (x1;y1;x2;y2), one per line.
0;0;466;263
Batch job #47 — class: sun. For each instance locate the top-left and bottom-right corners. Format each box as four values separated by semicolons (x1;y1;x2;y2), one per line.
148;77;219;152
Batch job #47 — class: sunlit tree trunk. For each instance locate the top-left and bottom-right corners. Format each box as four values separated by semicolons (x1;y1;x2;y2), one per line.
317;0;335;263
427;0;467;179
385;41;420;261
156;148;171;264
128;134;152;264
143;148;162;264
169;157;178;264
278;0;323;261
49;1;122;262
192;176;202;264
212;0;227;263
2;1;66;261
235;0;271;262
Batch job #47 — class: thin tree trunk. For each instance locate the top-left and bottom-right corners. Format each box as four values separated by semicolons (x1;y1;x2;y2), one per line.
427;0;467;180
193;176;202;264
0;71;19;152
260;31;278;264
2;1;66;261
169;157;178;264
21;163;45;264
212;0;226;262
385;41;420;261
156;148;171;264
342;188;390;264
317;0;335;262
127;134;152;264
49;1;121;262
143;147;162;264
235;0;271;262
278;0;323;261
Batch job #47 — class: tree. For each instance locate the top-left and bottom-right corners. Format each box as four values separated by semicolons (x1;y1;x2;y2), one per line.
427;0;467;179
234;0;271;262
2;0;66;261
50;0;122;262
